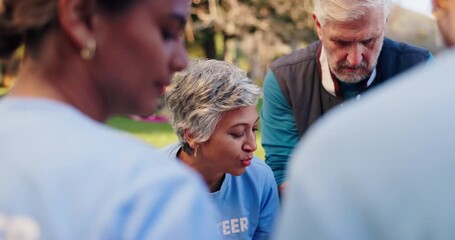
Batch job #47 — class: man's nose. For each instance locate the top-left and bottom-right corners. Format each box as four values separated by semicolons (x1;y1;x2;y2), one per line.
346;44;364;66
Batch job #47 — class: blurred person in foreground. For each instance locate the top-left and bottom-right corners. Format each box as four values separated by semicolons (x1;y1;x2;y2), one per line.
275;0;455;239
0;0;219;239
163;59;279;239
261;0;433;195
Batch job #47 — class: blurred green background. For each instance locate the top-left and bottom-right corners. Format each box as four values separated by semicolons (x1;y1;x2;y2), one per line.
0;1;442;161
106;99;266;160
0;88;7;96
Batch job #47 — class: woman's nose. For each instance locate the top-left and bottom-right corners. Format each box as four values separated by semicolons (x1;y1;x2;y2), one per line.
243;133;257;152
171;42;188;72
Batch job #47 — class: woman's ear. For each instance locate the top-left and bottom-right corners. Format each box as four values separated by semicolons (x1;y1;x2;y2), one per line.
183;129;198;150
57;0;94;51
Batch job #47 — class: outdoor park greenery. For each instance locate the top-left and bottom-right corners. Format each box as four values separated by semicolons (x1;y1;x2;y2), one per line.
0;1;440;161
0;87;7;96
187;0;442;84
0;88;266;159
106;98;266;160
1;82;266;159
107;116;265;160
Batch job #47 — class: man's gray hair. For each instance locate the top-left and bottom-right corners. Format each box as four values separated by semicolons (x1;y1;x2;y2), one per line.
164;59;261;154
314;0;392;26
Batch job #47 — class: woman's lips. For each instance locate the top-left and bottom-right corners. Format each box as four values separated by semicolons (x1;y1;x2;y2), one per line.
241;158;252;167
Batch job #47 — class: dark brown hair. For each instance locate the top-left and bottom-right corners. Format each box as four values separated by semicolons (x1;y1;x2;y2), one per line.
0;0;141;58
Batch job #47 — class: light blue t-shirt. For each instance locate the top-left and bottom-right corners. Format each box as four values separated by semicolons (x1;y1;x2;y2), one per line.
163;144;280;239
0;98;219;240
275;49;455;240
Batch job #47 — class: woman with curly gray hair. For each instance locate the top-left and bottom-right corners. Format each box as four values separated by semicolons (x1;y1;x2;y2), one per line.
164;59;279;239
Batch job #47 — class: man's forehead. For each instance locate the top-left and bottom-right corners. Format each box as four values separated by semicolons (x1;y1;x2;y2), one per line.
323;15;384;36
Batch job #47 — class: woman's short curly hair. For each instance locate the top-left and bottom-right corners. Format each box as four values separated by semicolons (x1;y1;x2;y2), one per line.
164;59;261;155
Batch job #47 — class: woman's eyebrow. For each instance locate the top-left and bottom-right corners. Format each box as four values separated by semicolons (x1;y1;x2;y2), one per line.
168;12;187;30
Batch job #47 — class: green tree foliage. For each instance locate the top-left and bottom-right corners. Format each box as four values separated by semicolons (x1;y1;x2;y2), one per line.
188;1;443;83
188;0;318;82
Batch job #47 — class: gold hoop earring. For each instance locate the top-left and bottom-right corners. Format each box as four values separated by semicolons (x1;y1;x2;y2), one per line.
0;0;5;14
433;0;448;18
80;38;96;60
193;147;198;158
433;8;446;19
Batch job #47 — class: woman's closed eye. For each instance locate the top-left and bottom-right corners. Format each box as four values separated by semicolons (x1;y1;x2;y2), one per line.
230;132;245;139
230;127;258;138
161;14;186;42
161;29;179;41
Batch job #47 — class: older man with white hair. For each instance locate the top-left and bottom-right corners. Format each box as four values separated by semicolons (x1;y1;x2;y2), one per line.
261;0;433;195
274;0;455;239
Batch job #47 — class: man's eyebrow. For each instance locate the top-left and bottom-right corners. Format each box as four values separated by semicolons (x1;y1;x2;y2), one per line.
331;37;349;42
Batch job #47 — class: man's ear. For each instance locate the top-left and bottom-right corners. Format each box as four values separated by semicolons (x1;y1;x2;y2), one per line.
57;0;94;50
183;129;198;150
313;12;323;40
